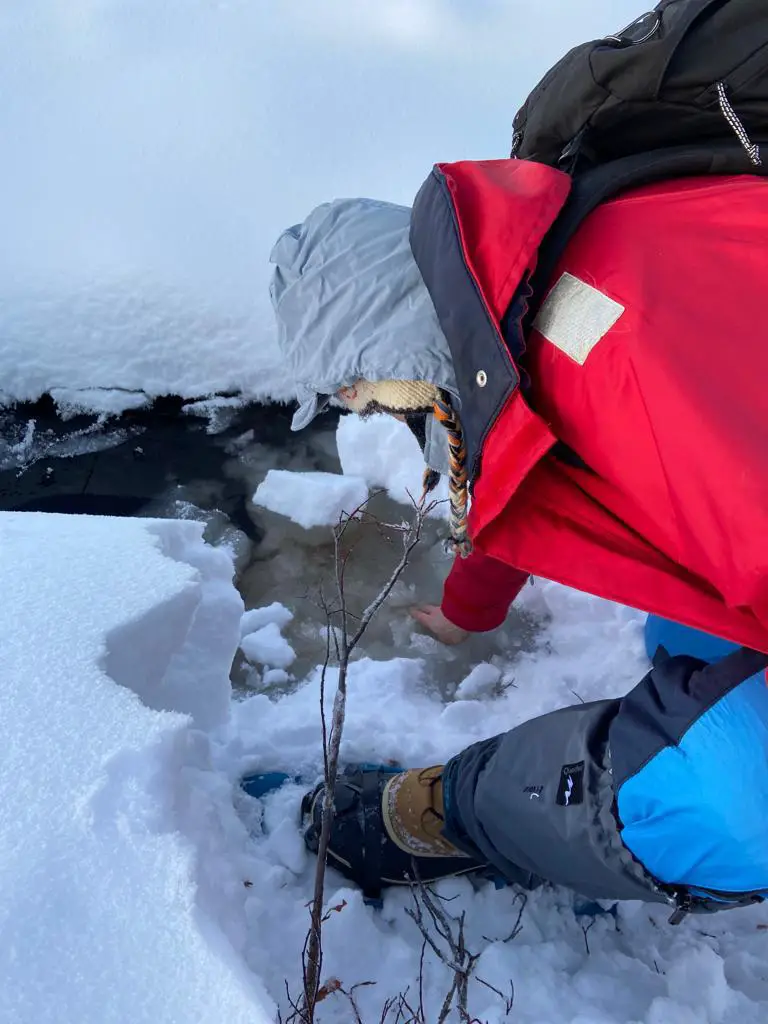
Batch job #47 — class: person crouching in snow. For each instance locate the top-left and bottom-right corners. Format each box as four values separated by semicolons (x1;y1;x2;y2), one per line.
267;162;768;917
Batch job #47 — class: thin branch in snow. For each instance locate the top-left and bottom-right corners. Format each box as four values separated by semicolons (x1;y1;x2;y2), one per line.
316;590;333;783
418;936;427;1022
405;870;482;1023
505;892;528;942
281;979;310;1024
289;491;514;1023
476;976;515;1016
336;981;377;1024
581;918;596;956
482;891;528;945
351;500;439;649
297;495;435;1022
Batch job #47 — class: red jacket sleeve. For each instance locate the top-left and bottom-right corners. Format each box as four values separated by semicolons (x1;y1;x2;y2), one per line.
441;549;529;632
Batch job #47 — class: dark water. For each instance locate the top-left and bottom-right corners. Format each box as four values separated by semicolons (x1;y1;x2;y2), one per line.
1;397;540;694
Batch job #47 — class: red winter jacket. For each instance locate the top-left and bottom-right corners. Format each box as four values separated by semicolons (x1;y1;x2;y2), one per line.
433;161;768;650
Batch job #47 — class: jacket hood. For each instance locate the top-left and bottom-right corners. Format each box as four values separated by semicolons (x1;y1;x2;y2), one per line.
269;197;458;471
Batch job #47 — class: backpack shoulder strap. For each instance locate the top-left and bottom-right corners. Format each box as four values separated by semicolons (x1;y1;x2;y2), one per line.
524;140;768;327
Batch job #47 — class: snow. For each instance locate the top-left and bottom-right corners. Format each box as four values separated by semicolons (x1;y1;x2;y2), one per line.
240;601;294;638
240;604;297;672
3;509;768;1023
455;662;503;700
227;582;768;1023
0;282;294;415
49;386;153;419
337;412;450;510
240;622;297;671
253;469;369;528
0;511;273;1023
263;668;291;688
0;1;641;414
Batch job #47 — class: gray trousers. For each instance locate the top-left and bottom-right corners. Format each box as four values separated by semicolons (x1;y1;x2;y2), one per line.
442;700;667;903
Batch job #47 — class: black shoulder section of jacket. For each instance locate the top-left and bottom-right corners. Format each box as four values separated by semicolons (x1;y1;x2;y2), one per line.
609;646;768;792
409;167;523;482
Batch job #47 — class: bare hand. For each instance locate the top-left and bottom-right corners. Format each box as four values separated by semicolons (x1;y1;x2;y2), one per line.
409;605;470;646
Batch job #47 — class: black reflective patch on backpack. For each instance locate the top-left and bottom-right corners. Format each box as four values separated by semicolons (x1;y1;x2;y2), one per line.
556;761;585;807
607;10;662;46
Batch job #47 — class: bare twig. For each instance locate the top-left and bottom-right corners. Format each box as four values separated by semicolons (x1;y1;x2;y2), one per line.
316;590;333;784
476;976;515;1016
350;500;439;649
299;495;437;1020
289;491;517;1023
418;937;427;1022
506;892;528;943
338;981;376;1024
378;995;398;1024
282;979;309;1024
581;918;596;956
397;988;419;1024
405;871;482;1023
483;891;528;944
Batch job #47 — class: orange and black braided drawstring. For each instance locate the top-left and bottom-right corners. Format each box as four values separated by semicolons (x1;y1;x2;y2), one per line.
421;390;472;558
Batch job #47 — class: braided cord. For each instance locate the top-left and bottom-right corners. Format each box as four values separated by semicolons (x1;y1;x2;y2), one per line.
432;391;472;558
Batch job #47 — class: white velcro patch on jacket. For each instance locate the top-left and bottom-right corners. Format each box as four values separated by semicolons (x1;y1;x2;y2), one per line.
533;272;625;366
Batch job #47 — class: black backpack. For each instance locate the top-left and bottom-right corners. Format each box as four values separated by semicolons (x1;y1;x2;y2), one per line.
514;0;768;319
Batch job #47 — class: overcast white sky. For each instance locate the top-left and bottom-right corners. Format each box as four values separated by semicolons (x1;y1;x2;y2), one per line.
0;1;643;346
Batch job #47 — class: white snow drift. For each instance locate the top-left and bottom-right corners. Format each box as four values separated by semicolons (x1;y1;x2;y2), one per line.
0;512;274;1024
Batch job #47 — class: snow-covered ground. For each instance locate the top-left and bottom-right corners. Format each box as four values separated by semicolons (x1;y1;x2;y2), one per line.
4;414;768;1024
0;512;273;1023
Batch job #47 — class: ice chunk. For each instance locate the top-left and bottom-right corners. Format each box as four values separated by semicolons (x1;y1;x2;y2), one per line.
253;469;368;528
50;386;151;419
241;601;294;638
455;662;502;700
240;622;297;670
336;413;448;511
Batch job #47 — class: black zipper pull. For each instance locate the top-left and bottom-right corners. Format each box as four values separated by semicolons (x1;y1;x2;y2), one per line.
668;891;693;926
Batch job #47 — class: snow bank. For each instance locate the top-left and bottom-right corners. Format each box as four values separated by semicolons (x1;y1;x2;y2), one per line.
0;1;639;414
253;469;369;527
336;412;449;511
0;283;293;415
0;512;274;1024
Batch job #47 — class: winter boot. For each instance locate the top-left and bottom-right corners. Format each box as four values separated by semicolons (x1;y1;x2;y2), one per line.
302;765;485;900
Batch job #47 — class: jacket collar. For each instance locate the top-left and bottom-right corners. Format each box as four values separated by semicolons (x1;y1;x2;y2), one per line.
410;158;571;478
